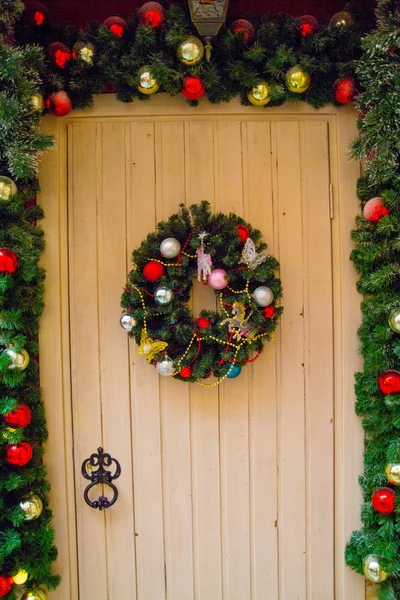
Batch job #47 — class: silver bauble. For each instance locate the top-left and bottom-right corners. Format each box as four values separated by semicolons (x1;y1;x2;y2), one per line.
156;357;176;376
389;308;400;334
160;237;181;259
154;286;174;305
363;554;389;583
252;286;274;307
120;313;136;331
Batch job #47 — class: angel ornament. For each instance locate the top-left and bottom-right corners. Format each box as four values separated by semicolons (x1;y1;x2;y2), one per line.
197;231;213;282
240;237;268;270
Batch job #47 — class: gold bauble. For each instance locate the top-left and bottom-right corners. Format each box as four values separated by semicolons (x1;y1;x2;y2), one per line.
363;554;389;583
177;36;204;66
285;65;311;94
329;11;353;28
19;493;43;521
385;463;400;485
138;66;159;95
0;176;17;202
13;569;29;585
21;588;48;600
31;93;44;112
73;41;95;65
247;81;271;107
6;348;30;371
389;308;400;333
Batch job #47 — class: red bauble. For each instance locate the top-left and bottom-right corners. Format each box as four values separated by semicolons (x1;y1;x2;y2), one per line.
182;77;205;101
299;15;319;36
379;370;400;395
23;2;50;28
196;317;211;329
180;366;192;379
48;42;71;69
5;442;33;466
0;249;18;274
372;487;396;514
4;404;32;428
45;91;72;117
237;224;249;243
104;16;127;37
334;76;357;104
0;576;13;598
143;261;165;282
264;306;275;319
230;19;255;45
363;197;389;224
138;2;165;28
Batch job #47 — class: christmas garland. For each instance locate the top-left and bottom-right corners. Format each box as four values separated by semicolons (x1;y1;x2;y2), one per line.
121;202;282;385
12;1;367;113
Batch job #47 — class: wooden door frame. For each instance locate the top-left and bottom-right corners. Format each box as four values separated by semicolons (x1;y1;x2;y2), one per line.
38;95;364;599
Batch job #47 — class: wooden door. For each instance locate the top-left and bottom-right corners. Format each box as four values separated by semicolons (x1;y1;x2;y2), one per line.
66;114;334;600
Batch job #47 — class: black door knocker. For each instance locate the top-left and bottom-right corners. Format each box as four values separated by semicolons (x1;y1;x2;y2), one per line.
81;447;121;510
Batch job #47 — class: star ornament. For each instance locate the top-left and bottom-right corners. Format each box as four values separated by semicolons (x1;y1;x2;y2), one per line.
137;330;168;363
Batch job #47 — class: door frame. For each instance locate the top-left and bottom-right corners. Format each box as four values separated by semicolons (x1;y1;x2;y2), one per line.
38;95;364;599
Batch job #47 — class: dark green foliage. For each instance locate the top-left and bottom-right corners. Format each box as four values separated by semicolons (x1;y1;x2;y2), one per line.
13;3;366;110
121;202;282;383
345;1;400;597
0;2;58;598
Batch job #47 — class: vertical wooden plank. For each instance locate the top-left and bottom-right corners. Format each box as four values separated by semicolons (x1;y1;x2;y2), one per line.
185;121;223;600
272;121;307;600
243;121;279;600
38;118;79;600
155;121;194;600
214;120;251;600
98;122;137;599
68;122;108;600
301;121;334;600
128;122;166;599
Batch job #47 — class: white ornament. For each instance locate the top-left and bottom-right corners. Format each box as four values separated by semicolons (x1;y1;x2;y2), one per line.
196;231;212;282
160;238;181;259
155;286;174;305
252;286;274;307
240;238;268;270
120;313;136;331
156;357;176;376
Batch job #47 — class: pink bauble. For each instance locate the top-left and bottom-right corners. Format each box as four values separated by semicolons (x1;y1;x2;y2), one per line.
363;197;389;223
208;269;228;290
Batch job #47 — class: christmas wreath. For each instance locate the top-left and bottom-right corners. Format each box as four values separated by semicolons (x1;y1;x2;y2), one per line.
120;202;282;386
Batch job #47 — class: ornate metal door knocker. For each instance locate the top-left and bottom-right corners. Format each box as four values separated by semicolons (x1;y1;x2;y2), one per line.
81;447;121;510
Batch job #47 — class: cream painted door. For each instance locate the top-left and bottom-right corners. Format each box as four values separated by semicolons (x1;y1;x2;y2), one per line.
67;115;334;600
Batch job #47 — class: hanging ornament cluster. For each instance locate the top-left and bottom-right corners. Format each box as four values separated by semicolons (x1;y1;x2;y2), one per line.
121;201;282;386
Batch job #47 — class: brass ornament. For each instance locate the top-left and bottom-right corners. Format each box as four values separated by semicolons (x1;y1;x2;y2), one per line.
363;554;389;583
73;41;95;65
6;348;30;370
247;81;271;107
389;308;400;334
177;36;204;66
0;176;17;202
385;463;400;485
19;493;43;521
137;66;160;95
285;65;311;94
31;93;44;111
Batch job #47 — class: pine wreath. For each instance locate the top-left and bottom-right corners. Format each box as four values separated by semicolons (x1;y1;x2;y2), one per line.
121;202;282;386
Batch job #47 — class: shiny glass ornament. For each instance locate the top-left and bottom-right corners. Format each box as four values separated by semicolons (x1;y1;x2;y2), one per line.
372;487;395;514
329;11;353;28
0;576;13;598
154;287;174;305
0;248;18;273
386;463;400;486
103;16;127;37
48;42;71;68
143;261;164;281
156;357;175;376
252;286;274;307
138;2;165;28
13;570;28;585
72;41;95;65
285;65;311;94
120;314;136;332
227;363;241;378
19;493;43;521
6;348;30;370
299;15;319;36
138;66;159;95
0;176;17;202
230;19;255;44
379;370;400;395
177;36;204;66
389;308;400;333
237;224;249;243
160;237;181;258
45;91;72;117
31;93;44;111
247;81;271;107
4;403;31;428
181;76;205;100
208;269;228;290
5;442;33;466
363;554;389;583
21;588;48;600
363;197;389;223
